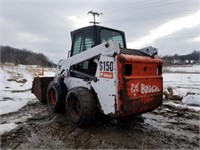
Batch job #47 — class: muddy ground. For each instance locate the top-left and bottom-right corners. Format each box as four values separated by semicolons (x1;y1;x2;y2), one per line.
1;99;199;149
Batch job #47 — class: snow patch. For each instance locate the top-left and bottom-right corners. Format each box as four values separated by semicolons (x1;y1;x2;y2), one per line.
0;123;18;135
164;101;200;112
0;65;54;115
182;95;200;106
0;98;32;115
163;73;200;97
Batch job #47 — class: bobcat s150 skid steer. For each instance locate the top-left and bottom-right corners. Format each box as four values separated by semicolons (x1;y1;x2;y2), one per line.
32;25;163;126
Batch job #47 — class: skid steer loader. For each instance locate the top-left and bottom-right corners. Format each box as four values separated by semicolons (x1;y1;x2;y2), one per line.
32;25;163;126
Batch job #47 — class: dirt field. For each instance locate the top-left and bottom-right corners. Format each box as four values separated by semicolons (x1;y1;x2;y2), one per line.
1;99;199;149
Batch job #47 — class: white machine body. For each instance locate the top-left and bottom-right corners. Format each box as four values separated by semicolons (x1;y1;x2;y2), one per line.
55;41;119;115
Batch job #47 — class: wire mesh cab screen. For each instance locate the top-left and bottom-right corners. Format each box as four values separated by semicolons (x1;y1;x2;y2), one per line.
72;30;94;56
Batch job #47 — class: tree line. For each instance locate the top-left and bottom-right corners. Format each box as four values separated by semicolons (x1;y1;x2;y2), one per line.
0;46;55;67
162;50;200;65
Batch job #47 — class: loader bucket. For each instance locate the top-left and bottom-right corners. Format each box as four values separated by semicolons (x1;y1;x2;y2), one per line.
32;77;54;104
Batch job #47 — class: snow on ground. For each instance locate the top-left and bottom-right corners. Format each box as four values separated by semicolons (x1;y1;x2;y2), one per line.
163;73;200;97
163;101;200;112
163;64;200;110
0;65;55;115
182;95;200;106
163;64;200;73
0;98;31;115
43;68;55;77
0;64;55;134
0;123;18;135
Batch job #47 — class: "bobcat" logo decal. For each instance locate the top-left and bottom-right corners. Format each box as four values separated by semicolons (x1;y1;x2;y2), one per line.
131;83;139;96
131;83;160;95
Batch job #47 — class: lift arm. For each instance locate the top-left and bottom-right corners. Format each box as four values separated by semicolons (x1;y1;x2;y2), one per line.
55;41;120;78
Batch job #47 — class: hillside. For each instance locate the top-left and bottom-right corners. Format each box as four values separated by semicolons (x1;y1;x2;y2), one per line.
0;46;55;67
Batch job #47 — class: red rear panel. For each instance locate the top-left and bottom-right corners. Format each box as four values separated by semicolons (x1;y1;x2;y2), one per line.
117;54;163;116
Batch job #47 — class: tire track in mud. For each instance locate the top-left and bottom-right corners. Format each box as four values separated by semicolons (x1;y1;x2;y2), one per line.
1;100;103;149
1;100;199;149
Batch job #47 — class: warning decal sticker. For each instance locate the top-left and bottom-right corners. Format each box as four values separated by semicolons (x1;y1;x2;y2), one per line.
100;72;113;79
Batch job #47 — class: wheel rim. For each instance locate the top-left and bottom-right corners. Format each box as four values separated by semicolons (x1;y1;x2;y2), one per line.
68;95;81;121
49;88;56;105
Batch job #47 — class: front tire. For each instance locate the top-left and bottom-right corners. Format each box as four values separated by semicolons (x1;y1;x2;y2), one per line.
47;81;66;112
65;87;96;126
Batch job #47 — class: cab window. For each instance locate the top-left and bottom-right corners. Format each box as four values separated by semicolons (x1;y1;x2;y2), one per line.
72;30;94;56
100;29;125;48
71;30;96;75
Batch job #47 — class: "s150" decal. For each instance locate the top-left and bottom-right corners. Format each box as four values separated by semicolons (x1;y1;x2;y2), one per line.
99;61;114;79
99;61;114;72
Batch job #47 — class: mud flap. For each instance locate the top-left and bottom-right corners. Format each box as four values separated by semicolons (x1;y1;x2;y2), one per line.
32;77;54;103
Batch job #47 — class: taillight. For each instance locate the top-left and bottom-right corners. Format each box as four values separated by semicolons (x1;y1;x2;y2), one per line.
157;65;162;75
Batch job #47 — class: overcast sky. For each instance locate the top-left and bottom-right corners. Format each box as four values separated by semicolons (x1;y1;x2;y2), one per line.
1;0;200;63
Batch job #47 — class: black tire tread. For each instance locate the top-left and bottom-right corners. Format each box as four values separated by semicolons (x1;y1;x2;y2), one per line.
66;87;96;126
47;81;67;112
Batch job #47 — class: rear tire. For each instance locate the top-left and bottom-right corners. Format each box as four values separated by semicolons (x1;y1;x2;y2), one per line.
65;87;96;126
47;81;66;112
